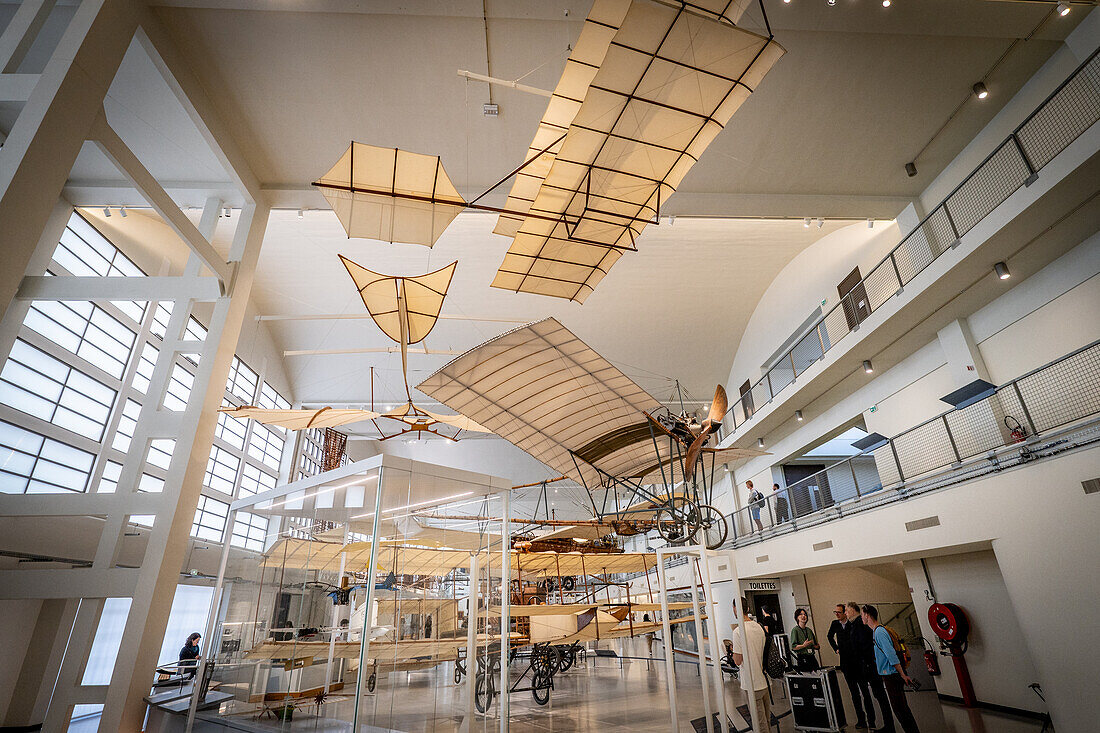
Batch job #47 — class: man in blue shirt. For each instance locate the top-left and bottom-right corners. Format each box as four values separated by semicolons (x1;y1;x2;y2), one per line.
861;605;920;733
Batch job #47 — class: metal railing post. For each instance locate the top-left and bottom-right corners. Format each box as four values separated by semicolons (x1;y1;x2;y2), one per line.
766;370;774;400
889;251;904;290
942;416;962;464
816;324;827;357
1013;382;1039;436
790;350;798;379
890;440;905;484
1010;132;1038;179
849;459;861;499
942;203;961;242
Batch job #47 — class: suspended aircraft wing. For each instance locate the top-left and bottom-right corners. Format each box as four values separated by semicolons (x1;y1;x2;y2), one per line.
491;0;785;302
339;256;456;346
314;143;465;246
381;402;494;434
418;318;763;489
219;406;381;430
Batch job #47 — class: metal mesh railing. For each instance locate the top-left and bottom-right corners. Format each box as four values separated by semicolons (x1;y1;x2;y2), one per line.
727;339;1100;545
723;48;1100;437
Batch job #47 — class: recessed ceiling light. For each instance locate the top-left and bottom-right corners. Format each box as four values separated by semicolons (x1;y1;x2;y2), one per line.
972;82;989;100
1057;2;1071;16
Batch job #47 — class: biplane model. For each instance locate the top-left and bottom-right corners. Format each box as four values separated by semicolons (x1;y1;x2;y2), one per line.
311;0;784;303
418;318;767;549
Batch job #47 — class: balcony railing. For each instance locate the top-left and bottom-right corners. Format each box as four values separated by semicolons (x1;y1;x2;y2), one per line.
724;48;1100;435
727;338;1100;545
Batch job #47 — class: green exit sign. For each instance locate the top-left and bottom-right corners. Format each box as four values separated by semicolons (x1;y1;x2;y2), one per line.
869;406;878;413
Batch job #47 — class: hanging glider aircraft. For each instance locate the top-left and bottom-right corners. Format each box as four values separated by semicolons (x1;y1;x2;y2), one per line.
417;318;768;548
220;257;492;440
311;0;784;302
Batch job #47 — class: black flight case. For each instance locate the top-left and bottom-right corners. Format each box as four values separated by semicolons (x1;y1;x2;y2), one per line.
784;667;847;732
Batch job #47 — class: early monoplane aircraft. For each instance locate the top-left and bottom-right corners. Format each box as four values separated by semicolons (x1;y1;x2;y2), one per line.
417;318;768;549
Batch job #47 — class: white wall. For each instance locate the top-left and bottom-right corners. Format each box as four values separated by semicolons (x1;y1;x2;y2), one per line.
904;551;1042;714
725;221;899;391
730;442;1100;733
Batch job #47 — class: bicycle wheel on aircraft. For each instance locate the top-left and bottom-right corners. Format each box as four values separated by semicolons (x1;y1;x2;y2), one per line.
531;671;552;705
696;504;728;549
474;673;494;713
656;496;700;544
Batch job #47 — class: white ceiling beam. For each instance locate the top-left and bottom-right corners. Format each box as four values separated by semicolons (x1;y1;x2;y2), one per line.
258;313;527;324
0;0;56;73
283;346;464;357
18;274;223;302
0;568;139;599
457;69;552;98
0;73;40;102
133;20;263;202
89;113;234;289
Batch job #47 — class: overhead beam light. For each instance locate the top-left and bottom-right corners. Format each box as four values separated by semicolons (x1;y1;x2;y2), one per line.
1058;2;1071;16
119;207;127;218
994;261;1011;280
905;162;918;178
816;218;824;229
103;207;111;218
795;410;804;421
297;208;304;220
972;82;989;100
863;359;874;374
803;217;811;228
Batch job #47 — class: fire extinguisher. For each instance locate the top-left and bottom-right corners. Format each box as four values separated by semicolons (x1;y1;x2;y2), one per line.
921;638;941;676
1005;416;1027;443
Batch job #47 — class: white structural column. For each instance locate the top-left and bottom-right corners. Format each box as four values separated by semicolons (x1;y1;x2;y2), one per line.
352;467;387;730
499;490;511;731
0;0;138;322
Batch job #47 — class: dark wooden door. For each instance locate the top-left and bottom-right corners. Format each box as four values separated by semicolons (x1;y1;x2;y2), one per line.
739;379;753;419
838;266;871;330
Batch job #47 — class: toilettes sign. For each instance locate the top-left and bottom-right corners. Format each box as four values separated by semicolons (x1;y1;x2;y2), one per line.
746;579;779;591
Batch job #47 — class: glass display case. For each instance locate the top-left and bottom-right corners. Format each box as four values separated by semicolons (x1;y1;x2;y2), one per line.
184;454;512;731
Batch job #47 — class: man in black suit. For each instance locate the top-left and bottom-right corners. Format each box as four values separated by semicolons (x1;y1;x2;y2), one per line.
836;602;883;730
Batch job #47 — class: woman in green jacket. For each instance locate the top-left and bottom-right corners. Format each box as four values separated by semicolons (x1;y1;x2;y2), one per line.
789;608;820;671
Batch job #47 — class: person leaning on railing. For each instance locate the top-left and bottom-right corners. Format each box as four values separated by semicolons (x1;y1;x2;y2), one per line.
746;480;765;533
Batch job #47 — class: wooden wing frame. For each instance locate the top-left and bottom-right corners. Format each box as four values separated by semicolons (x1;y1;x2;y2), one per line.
492;0;785;302
314;143;466;246
219;406;381;431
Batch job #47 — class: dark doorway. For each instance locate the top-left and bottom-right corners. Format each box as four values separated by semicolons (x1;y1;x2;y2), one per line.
782;464;832;515
739;379;754;419
273;592;294;639
838;266;871;330
750;592;783;634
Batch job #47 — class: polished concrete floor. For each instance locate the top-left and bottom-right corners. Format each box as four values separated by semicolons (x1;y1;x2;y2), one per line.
170;642;1047;733
70;644;1049;732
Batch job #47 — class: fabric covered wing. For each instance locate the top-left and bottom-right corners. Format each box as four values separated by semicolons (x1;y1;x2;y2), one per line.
417;319;664;488
315;143;465;246
220;406;381;431
492;0;784;302
339;256;456;345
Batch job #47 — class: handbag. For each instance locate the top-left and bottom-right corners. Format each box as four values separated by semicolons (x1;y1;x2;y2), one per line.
763;634;786;679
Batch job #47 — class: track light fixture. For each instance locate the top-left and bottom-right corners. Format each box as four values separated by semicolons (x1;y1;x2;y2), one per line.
119;207;127;218
223;206;231;218
103;207;111;218
863;359;874;374
867;218;874;228
757;437;765;449
297;208;304;220
1057;2;1071;16
803;217;811;228
905;162;918;178
816;218;824;228
795;410;804;422
994;261;1011;280
972;82;989;100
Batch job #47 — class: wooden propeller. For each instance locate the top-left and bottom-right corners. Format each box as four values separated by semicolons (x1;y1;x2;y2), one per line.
684;385;728;481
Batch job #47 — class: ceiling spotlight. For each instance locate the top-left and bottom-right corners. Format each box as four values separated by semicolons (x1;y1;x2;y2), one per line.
994;261;1011;280
863;359;874;374
297;208;304;220
223;206;231;218
119;207;127;218
795;410;804;422
803;217;811;228
757;437;765;449
783;0;791;3
972;82;989;100
827;0;836;5
905;162;918;178
867;218;874;228
1057;2;1071;16
882;0;891;6
816;218;824;228
103;207;111;218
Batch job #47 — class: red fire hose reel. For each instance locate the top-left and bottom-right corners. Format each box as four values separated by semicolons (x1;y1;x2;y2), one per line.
928;602;977;707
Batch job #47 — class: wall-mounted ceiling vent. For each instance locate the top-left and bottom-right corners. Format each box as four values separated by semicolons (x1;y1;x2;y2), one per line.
812;540;833;551
905;515;941;532
1083;477;1100;495
756;555;769;563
